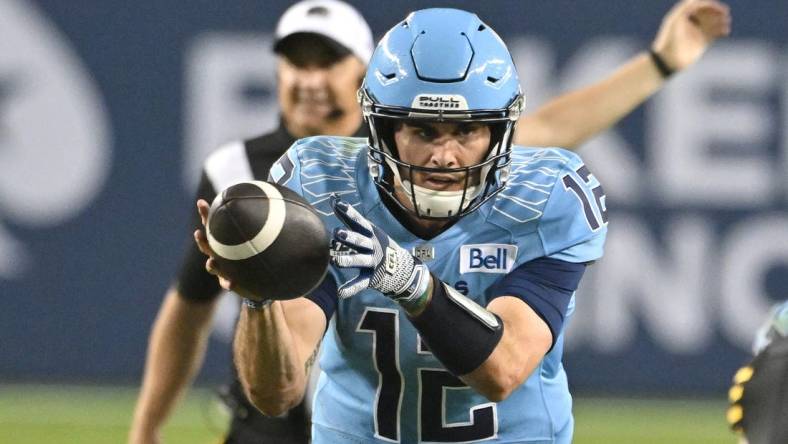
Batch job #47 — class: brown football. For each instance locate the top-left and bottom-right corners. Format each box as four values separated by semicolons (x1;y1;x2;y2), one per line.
206;181;330;300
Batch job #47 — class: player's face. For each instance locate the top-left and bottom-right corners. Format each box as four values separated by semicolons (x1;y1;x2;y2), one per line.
277;54;365;138
393;121;491;192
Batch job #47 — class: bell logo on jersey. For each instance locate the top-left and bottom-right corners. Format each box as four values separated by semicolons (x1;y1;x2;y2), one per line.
460;244;518;274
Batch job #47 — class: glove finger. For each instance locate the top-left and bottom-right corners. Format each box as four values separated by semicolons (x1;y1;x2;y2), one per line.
332;252;377;269
331;196;372;236
337;274;371;299
333;228;374;253
342;201;374;233
330;238;356;256
371;224;397;251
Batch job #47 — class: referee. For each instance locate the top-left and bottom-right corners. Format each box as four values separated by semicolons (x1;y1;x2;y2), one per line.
130;2;372;443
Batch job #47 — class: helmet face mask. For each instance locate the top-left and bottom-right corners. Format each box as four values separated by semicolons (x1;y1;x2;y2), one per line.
363;91;521;219
360;8;524;220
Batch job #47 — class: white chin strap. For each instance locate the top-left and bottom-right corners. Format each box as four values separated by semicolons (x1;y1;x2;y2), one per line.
401;180;481;218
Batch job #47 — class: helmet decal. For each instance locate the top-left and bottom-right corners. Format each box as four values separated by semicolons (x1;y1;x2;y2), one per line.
411;94;469;111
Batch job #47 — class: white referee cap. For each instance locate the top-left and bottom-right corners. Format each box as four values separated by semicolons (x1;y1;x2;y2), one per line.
274;0;374;64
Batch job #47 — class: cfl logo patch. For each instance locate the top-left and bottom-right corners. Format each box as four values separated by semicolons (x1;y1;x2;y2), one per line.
385;247;397;274
460;244;518;274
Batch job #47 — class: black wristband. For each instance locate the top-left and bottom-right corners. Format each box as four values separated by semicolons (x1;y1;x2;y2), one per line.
649;49;675;78
408;276;503;376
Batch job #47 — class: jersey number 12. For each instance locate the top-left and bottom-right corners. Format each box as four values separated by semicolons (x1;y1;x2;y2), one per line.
562;164;608;231
358;308;497;443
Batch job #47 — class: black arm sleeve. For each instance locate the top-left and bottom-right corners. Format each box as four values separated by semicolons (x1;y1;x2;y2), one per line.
174;171;222;301
490;257;586;348
304;273;339;326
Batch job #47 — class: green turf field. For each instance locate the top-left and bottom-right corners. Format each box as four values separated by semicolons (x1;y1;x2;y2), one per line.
0;385;737;443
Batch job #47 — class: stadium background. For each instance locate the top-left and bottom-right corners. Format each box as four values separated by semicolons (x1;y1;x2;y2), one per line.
1;0;785;442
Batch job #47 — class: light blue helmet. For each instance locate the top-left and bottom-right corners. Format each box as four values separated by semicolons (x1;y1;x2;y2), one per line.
360;8;524;219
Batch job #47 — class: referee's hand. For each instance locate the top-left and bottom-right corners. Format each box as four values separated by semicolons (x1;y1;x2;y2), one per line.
651;0;731;72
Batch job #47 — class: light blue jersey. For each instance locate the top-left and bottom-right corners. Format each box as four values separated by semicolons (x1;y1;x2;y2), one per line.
269;136;607;443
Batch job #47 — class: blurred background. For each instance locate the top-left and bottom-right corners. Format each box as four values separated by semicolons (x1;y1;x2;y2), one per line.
1;0;785;442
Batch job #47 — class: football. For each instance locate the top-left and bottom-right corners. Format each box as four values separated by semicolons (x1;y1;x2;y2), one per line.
205;180;330;300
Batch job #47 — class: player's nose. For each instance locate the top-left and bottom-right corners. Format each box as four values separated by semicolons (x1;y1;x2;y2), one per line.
429;137;462;168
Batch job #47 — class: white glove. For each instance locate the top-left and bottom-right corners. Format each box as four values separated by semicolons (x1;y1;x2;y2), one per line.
329;196;430;303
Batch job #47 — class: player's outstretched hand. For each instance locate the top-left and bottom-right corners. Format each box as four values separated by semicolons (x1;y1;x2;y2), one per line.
194;199;260;301
330;196;430;302
652;0;731;72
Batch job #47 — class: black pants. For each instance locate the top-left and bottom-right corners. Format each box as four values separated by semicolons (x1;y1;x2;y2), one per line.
221;387;309;444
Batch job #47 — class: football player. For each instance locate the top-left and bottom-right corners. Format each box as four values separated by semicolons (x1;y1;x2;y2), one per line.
728;300;788;444
132;0;730;442
197;8;601;443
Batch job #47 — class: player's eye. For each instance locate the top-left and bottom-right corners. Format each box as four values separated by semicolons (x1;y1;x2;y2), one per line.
457;123;482;136
415;126;436;140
